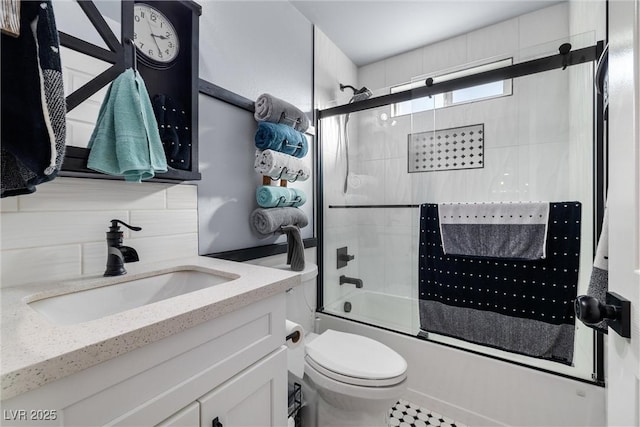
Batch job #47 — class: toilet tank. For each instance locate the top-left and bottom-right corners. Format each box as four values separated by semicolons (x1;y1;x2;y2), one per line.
281;263;318;334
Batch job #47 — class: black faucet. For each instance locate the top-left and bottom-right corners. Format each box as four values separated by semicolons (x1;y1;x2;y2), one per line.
339;275;363;288
104;219;141;277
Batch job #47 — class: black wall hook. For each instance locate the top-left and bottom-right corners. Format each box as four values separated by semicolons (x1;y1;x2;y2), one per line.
125;38;138;72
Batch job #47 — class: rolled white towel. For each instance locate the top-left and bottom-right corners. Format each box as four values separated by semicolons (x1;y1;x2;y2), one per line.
254;149;310;182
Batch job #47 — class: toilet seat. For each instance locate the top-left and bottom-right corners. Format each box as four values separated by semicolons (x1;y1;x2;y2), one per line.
305;330;407;387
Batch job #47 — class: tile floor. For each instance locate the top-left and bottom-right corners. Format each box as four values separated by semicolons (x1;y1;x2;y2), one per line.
389;400;467;427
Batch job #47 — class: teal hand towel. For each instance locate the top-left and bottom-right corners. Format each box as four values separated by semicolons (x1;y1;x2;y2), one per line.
256;186;306;208
87;69;167;182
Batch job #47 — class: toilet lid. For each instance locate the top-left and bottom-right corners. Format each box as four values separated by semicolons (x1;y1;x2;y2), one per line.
305;330;407;381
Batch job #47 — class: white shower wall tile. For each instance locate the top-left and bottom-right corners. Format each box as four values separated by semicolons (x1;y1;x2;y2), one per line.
352;159;385;203
422;34;468;75
466;18;519;63
519;3;569;49
356;107;389;161
387;114;412;160
481;145;521;201
518;142;571;202
410;110;436;135
517;72;570;146
357;225;387;294
384;207;414;228
314;27;357;109
383;226;414;298
325;206;358;228
385;48;424;88
480;95;519;149
358;62;386;93
384;158;412;204
357;208;386;227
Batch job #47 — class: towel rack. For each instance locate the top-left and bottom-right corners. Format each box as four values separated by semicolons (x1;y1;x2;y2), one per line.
263;175;288;187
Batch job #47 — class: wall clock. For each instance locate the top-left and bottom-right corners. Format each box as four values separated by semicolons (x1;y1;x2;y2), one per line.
133;3;180;68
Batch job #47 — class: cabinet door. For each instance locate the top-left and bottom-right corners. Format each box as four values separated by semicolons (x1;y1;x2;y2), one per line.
156;402;200;427
198;347;287;427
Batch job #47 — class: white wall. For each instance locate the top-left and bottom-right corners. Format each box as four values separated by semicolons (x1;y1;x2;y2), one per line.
197;1;315;254
0;178;198;288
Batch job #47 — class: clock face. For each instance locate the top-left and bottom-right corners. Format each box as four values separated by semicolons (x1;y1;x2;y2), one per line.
133;3;180;67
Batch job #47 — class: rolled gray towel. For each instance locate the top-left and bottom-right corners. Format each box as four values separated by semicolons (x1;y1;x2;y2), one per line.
254;93;310;133
250;207;309;236
282;225;305;271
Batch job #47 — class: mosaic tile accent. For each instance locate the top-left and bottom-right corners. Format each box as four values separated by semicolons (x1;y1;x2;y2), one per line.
408;124;484;173
388;400;467;427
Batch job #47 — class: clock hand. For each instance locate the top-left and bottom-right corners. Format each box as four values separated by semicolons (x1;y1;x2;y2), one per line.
151;34;169;40
145;17;162;56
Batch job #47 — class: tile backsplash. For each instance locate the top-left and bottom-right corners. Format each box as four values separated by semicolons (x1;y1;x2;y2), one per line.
0;178;198;288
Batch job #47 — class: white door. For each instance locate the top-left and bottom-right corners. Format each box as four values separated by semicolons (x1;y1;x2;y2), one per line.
607;1;640;426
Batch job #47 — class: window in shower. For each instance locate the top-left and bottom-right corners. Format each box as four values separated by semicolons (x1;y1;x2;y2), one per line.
391;58;513;117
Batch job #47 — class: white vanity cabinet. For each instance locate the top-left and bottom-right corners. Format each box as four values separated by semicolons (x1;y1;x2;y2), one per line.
2;293;288;427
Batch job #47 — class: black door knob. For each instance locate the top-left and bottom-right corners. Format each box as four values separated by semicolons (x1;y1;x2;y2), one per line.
574;292;631;339
575;295;618;324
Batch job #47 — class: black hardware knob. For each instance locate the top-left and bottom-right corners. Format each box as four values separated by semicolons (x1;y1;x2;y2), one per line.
559;43;572;70
212;417;223;427
339;254;355;262
575;295;617;324
575;293;632;339
558;43;572;55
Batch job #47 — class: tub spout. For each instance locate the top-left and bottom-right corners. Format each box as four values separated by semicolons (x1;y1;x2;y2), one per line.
339;275;363;288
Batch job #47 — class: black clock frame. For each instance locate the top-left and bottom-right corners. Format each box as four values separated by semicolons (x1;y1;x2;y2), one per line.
133;2;181;70
59;0;201;182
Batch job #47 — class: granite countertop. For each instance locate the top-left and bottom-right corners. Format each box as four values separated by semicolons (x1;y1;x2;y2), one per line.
0;256;300;400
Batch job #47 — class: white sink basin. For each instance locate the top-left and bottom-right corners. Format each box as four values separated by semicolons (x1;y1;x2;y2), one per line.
28;269;236;325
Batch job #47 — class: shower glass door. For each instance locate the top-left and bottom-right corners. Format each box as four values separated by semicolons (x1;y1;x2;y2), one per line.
319;34;599;382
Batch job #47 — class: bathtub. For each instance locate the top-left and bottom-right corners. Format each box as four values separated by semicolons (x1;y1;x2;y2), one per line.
317;291;605;427
324;290;419;335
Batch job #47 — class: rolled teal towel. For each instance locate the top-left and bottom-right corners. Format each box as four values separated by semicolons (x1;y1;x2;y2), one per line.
254;122;308;158
87;69;167;182
256;186;306;208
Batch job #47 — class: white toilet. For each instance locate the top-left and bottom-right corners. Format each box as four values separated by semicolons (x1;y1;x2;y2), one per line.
300;329;408;427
